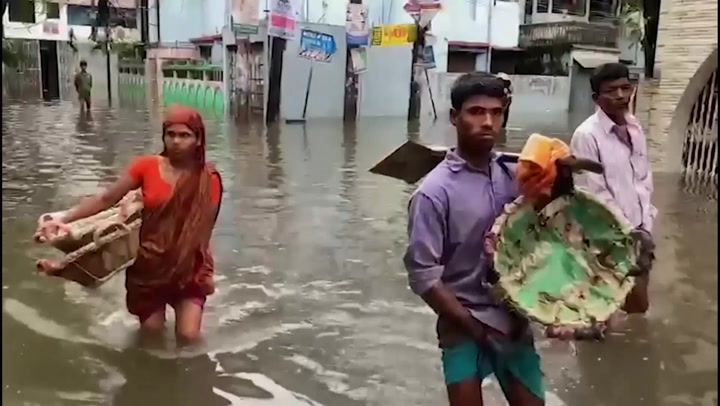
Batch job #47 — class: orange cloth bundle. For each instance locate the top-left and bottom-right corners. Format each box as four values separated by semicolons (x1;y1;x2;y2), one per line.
516;133;571;199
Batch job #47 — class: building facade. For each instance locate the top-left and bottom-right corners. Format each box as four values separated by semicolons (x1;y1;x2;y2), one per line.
3;0;140;102
636;0;717;177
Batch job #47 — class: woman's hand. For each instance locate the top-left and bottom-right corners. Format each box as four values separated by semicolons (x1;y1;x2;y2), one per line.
33;212;72;243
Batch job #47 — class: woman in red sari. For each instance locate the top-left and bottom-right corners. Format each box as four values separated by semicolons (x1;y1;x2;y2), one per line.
34;105;223;345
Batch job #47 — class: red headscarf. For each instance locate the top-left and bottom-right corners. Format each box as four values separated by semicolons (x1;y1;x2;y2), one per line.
161;104;207;167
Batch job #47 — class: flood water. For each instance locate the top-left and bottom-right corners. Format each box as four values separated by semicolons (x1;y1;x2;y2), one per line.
2;99;717;406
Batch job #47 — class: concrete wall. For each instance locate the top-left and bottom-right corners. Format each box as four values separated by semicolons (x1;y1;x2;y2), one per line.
211;42;224;65
159;0;206;42
358;45;413;118
431;0;520;45
280;22;347;120
635;0;718;170
420;72;571;120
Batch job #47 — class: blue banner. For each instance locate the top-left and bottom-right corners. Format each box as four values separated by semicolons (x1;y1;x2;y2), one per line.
299;29;337;63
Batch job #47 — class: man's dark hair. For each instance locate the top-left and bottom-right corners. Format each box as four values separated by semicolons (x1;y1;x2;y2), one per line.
450;72;506;110
80;60;87;67
590;63;630;94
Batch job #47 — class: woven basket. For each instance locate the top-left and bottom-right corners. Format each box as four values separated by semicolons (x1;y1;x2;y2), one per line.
42;192;142;254
42;218;141;288
488;189;638;329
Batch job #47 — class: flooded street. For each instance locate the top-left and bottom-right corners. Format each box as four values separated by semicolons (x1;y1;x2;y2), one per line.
2;99;717;406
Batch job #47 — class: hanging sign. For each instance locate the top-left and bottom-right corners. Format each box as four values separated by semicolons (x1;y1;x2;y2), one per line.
232;0;260;34
370;24;417;47
404;0;442;28
346;3;369;46
350;47;368;74
299;29;337;63
416;44;436;69
268;0;299;40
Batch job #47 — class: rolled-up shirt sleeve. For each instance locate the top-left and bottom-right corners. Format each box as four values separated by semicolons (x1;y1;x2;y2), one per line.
403;192;446;296
570;129;627;222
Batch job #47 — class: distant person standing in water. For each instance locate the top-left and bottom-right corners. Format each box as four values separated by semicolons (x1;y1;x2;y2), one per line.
497;72;512;128
74;60;92;111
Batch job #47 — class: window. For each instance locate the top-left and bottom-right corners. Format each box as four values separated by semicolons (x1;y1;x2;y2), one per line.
46;2;60;19
447;51;478;73
536;0;549;12
524;0;533;23
552;0;586;16
199;46;212;61
67;5;95;26
8;0;35;24
110;8;138;29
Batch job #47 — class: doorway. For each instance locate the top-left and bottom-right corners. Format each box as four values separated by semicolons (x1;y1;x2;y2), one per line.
39;40;60;100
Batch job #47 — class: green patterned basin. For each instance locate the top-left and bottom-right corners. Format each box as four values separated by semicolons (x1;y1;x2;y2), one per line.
489;190;638;328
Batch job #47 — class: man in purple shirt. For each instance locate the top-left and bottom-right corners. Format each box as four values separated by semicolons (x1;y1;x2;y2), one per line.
404;72;545;405
570;63;654;316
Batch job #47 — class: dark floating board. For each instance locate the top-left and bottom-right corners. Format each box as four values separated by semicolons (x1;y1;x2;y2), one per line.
369;140;520;184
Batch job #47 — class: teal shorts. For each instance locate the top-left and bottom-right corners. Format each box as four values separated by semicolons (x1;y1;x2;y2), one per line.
441;338;545;401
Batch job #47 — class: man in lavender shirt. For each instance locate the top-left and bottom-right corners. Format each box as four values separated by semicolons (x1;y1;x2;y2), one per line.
404;73;546;405
570;63;655;317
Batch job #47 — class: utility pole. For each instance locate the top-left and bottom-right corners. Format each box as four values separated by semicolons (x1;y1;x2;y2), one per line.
101;0;112;104
105;27;112;104
485;0;494;72
407;22;423;120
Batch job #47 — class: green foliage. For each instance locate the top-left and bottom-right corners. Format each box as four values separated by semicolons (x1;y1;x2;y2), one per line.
619;0;661;77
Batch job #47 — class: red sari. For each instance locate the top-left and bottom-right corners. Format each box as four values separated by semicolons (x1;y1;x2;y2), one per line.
124;106;223;322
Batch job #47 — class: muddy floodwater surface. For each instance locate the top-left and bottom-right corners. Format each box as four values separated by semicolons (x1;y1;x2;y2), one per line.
2;100;717;406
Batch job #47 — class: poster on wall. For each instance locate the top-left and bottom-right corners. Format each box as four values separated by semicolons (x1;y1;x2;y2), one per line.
370;24;417;47
350;47;368;74
418;44;436;69
346;3;369;46
232;0;260;34
298;29;337;63
268;0;300;40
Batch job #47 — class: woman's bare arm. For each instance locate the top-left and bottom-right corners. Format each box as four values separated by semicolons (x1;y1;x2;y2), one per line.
61;173;140;223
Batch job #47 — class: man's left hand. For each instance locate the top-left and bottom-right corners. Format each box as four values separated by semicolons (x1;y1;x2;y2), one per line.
629;227;655;276
546;323;606;341
551;156;604;199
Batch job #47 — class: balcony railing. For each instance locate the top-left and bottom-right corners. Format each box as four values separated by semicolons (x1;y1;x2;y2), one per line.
519;21;618;49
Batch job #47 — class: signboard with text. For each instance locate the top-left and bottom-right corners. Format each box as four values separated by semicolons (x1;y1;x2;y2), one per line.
232;0;260;34
370;24;416;47
418;44;436;69
268;0;299;40
346;3;369;46
350;47;368;73
404;0;442;28
299;29;337;63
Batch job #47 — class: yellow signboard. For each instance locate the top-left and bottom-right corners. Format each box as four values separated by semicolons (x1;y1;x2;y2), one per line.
370;24;417;47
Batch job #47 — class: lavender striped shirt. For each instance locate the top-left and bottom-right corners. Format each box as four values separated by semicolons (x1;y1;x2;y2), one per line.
403;150;519;338
570;108;657;233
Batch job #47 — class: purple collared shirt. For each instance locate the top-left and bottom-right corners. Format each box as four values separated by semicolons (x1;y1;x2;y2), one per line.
570;108;657;233
403;150;519;336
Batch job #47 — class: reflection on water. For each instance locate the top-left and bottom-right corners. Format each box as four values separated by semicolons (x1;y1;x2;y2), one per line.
2;99;717;406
